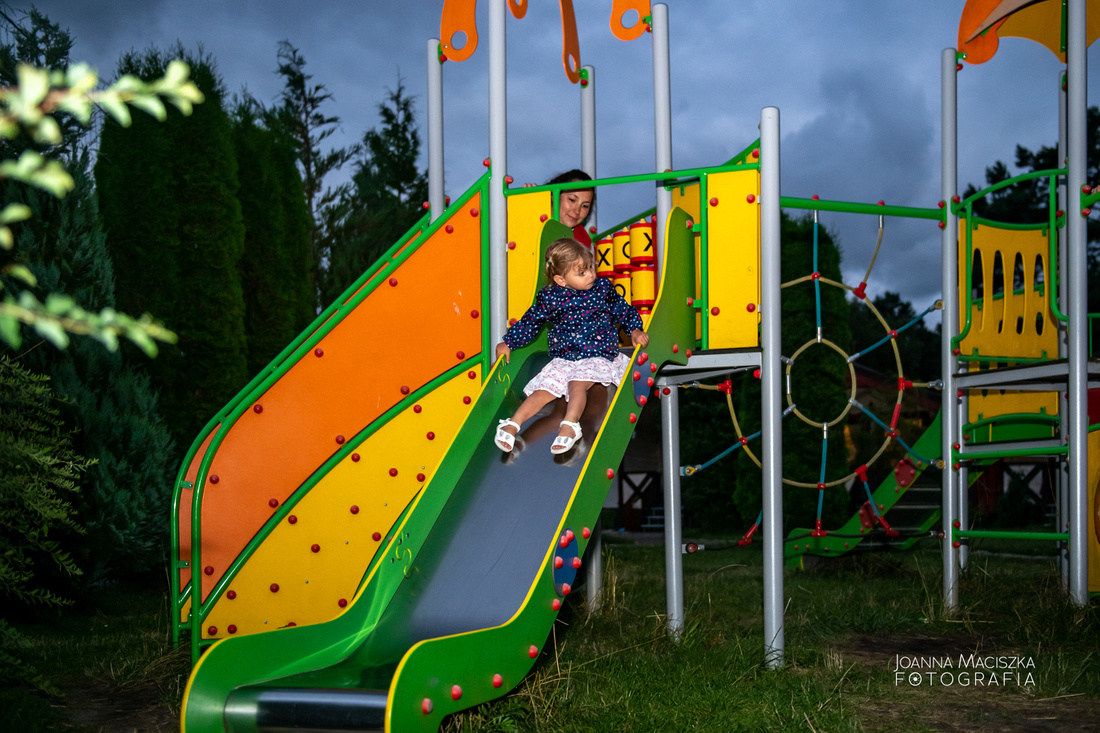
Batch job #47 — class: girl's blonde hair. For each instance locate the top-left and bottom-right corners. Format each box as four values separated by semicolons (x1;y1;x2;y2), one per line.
544;238;593;284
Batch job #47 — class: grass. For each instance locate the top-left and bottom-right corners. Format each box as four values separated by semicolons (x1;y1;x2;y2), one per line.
443;541;1100;732
1;540;1097;732
1;581;188;733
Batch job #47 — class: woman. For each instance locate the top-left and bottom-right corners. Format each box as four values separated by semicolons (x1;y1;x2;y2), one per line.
534;169;596;250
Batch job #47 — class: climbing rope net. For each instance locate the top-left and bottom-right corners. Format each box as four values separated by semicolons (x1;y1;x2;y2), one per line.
680;211;944;548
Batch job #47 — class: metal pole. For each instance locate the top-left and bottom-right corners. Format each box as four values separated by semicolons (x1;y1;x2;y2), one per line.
1065;0;1088;607
651;4;672;265
958;464;969;570
661;385;684;640
427;38;445;223
1057;70;1070;589
760;106;784;670
580;63;602;611
941;47;960;614
488;0;508;347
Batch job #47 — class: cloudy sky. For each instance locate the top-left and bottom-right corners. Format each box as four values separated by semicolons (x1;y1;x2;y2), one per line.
21;0;1100;323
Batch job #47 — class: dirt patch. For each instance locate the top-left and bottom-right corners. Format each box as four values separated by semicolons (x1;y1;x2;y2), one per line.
834;633;1100;732
57;683;177;733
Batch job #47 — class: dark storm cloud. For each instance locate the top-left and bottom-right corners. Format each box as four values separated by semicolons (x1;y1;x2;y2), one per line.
15;0;1100;323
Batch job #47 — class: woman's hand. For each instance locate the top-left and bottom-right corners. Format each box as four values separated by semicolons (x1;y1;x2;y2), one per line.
495;341;512;364
631;329;649;348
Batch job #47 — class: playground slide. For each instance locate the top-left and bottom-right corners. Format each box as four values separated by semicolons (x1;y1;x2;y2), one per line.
171;173;493;657
180;208;696;732
786;411;944;561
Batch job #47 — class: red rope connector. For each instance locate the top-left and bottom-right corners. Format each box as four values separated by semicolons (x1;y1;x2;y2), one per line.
876;514;899;537
738;524;759;546
852;282;867;300
811;518;826;538
718;379;732;395
855;464;869;483
897;377;912;391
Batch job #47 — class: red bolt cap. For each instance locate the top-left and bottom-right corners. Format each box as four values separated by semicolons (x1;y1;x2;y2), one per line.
422;201;430;209
339;598;348;607
746;194;756;204
269;498;279;508
470;208;479;217
565;529;574;542
351;453;360;462
422;698;433;715
711;306;720;316
952;195;961;203
811;194;819;200
633;370;641;381
709;197;718;206
607;468;615;479
752;148;759;158
663;387;671;395
647;377;655;387
451;685;462;700
1084;184;1092;193
540;214;549;222
938;200;946;208
204;565;214;575
507;241;516;250
335;435;345;444
468;370;477;379
445;224;454;233
952;540;961;548
746;303;756;312
314;347;323;357
253;404;263;413
572;557;582;569
417;473;426;482
288;515;297;524
493;673;504;688
311;544;320;553
555;556;564;569
209;474;219;484
350;505;359;514
529;645;538;658
400;385;410;395
228;624;237;634
938;221;947;229
672;344;679;353
270;583;279;593
580;78;588;87
389;468;398;477
372;532;382;541
877;200;885;206
414;404;422;413
686;349;692;358
463;396;472;404
561;583;572;596
1083;208;1092;217
389;277;398;286
426;431;435;440
471;310;479;319
638;395;648;406
227;590;237;599
208;626;217;636
505;175;514;184
552;598;561;610
582;527;591;538
483;158;491;167
629;413;637;423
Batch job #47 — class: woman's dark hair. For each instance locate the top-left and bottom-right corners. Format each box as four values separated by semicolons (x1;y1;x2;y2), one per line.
547;169;595;219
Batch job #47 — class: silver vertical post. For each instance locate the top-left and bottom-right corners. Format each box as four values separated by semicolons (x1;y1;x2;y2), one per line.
427;39;445;223
651;4;672;265
760;106;784;670
580;62;603;612
1057;70;1070;589
1065;0;1088;607
941;48;960;614
662;384;684;640
488;0;508;347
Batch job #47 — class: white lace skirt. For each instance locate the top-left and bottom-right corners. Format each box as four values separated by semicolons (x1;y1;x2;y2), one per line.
522;353;631;401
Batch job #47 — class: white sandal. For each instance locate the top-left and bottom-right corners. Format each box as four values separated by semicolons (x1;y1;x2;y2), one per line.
551;420;582;454
495;419;521;452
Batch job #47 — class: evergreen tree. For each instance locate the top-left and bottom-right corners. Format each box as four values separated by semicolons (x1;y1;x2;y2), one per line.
274;41;358;303
231;96;313;374
1;10;177;584
0;355;90;693
319;82;427;307
96;45;247;448
725;213;851;530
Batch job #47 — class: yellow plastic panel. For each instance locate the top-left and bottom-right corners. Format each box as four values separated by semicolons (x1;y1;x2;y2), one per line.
957;220;1058;424
507;191;553;324
705;169;761;348
202;368;480;638
1088;430;1100;593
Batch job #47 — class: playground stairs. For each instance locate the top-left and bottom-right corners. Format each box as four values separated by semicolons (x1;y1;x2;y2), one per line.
640;505;665;531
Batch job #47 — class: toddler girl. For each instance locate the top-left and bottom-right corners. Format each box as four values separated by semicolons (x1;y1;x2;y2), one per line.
494;237;649;454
